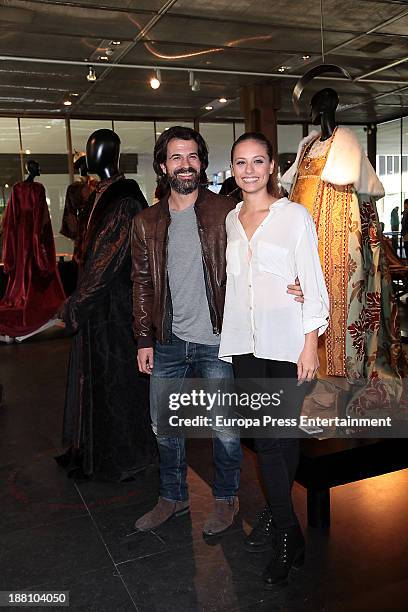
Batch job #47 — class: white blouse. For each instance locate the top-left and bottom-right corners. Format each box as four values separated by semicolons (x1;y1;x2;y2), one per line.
218;197;329;364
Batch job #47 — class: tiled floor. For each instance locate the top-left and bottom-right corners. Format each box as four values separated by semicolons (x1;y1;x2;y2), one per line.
1;314;408;611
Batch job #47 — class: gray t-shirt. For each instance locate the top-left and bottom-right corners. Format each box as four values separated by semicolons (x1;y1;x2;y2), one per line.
168;203;220;345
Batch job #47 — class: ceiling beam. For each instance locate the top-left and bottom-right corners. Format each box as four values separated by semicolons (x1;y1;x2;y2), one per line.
1;54;407;87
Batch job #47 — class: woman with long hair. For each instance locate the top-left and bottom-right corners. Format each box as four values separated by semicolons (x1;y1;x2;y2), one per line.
219;132;329;588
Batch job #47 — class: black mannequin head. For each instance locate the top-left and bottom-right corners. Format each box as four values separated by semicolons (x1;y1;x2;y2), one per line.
73;155;88;177
25;159;40;182
86;129;120;180
310;88;338;140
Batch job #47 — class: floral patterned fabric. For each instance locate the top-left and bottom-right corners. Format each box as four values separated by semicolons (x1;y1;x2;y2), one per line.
290;131;406;417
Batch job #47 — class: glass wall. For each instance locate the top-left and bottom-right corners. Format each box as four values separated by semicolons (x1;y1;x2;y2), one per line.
199;123;235;192
402;117;408;211
277;124;303;178
0;118;22;210
70;119;113;156
2;115;377;261
376;119;402;234
113;121;156;205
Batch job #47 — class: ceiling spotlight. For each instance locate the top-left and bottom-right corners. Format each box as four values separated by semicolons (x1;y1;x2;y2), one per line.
205;105;213;111
99;55;109;61
63;100;72;106
150;68;161;89
219;97;227;103
25;149;31;154
45;125;51;129
278;66;285;72
87;66;97;82
189;71;200;92
111;40;121;45
302;54;310;60
5;183;9;188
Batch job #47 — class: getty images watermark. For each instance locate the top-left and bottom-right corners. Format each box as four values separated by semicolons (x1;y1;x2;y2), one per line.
154;378;408;438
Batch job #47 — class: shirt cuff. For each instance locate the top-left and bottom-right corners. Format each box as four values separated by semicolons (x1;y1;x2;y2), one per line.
303;318;329;336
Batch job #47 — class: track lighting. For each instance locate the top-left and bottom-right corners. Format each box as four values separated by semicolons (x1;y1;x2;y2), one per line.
150;68;161;89
189;71;200;92
87;66;97;82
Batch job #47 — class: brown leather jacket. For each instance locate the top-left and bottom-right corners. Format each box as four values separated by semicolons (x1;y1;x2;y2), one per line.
131;187;235;347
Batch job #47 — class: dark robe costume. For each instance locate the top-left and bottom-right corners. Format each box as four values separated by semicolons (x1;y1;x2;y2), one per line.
60;177;96;265
0;181;65;337
58;175;156;481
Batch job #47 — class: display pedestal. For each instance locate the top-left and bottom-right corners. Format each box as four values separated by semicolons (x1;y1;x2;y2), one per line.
296;438;408;527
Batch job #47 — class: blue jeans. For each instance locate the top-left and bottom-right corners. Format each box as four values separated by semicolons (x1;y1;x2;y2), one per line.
150;334;242;502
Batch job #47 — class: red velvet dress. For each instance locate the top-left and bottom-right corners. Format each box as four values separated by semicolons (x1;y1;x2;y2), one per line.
0;181;65;336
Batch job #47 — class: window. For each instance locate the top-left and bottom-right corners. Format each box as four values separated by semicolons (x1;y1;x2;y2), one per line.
0;118;21;211
199;123;235;192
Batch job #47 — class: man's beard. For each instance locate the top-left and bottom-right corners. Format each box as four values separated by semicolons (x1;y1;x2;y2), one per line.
167;166;200;195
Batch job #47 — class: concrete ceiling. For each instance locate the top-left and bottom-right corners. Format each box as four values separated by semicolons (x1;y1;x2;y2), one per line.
0;0;408;123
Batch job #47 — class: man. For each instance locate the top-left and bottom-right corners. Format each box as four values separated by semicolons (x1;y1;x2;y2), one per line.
390;205;400;253
131;126;302;536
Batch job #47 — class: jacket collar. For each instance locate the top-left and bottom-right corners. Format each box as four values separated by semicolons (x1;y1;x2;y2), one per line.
157;186;208;218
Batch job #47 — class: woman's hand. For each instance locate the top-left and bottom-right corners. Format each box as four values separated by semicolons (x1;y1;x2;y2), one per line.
297;331;319;383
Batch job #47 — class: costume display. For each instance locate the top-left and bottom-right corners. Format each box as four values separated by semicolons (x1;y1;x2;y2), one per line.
0;169;65;337
60;155;96;265
57;130;156;481
281;121;405;415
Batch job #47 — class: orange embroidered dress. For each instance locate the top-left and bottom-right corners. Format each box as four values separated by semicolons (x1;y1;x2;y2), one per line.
281;127;405;415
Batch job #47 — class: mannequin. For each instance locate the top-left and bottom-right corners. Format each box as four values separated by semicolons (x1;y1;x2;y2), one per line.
60;153;96;265
57;129;156;481
0;160;65;338
86;128;120;179
24;159;40;182
281;89;404;414
309;88;338;140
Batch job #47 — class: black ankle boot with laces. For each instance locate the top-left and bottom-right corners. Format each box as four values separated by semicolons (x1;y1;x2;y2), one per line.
244;505;276;552
263;524;305;588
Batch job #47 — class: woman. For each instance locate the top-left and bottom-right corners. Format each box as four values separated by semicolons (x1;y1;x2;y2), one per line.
219;132;329;588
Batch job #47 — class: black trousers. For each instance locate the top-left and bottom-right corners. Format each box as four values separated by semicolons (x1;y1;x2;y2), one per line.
233;354;305;528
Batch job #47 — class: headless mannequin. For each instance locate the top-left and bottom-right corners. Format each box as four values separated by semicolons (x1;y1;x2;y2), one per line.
310;88;338;141
24;160;41;183
74;155;89;179
73;154;95;191
86;129;120;180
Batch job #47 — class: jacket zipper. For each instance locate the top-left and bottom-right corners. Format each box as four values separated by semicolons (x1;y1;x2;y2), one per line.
163;214;173;343
195;210;219;335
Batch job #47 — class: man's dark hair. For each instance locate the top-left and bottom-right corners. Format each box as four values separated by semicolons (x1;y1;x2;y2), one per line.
153;126;209;199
